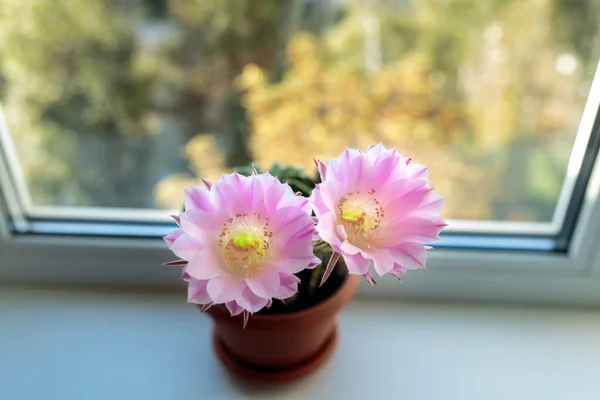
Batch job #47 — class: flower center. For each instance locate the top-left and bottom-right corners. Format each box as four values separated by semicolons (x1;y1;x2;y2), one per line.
232;231;264;257
218;213;271;278
337;190;383;249
341;206;373;232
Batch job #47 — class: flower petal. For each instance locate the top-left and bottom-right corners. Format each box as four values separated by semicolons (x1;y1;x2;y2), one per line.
245;269;281;299
273;273;300;300
187;278;211;304
389;243;427;270
307;255;322;269
378;216;442;246
162;259;188;266
416;190;445;217
236;287;269;313
263;182;287;213
309;185;329;217
376;149;404;172
184;186;215;212
181;267;191;281
339;238;362;256
259;173;310;213
167;231;203;261
379;179;430;220
406;162;428;180
207;276;245;303
227;173;267;215
365;142;388;161
320;251;340;286
210;180;243;215
255;171;279;192
371;248;395;276
294;195;313;216
273;285;296;301
225;300;244;316
201;178;212;189
328;148;362;186
170;214;181;226
389;263;408;277
362;270;377;285
343;253;370;275
164;228;184;247
246;174;268;215
270;206;315;247
317;179;346;212
185;250;223;280
366;148;406;188
315;159;328;180
315;211;344;247
281;255;321;274
180;209;223;243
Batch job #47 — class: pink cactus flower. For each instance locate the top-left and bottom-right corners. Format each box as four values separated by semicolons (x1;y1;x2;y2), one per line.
164;172;320;322
310;144;446;284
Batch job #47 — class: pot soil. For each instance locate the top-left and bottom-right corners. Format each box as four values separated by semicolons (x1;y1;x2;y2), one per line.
205;272;360;382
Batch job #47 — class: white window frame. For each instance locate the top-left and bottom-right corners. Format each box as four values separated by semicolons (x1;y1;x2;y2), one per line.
2;65;600;307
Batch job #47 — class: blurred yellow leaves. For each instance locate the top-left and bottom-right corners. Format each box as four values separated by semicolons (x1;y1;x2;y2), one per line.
237;33;488;218
159;1;589;221
154;134;228;209
185;134;228;181
154;174;198;211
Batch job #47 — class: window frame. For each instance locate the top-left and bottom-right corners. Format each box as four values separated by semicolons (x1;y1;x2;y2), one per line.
1;152;600;306
1;170;600;305
2;61;600;307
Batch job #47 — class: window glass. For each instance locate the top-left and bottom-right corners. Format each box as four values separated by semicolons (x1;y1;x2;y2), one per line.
1;0;598;222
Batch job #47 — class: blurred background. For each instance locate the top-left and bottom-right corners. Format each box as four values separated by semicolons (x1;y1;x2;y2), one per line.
1;0;599;222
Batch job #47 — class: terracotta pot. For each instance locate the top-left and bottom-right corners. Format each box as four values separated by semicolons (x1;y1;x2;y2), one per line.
205;274;360;382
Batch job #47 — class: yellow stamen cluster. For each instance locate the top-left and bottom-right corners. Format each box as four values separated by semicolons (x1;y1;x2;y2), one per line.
337;189;383;249
218;213;271;277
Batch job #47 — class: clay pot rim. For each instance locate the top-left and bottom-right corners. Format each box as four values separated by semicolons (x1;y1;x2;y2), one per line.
206;274;360;327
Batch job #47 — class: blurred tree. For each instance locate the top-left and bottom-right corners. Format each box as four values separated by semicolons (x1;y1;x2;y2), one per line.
153;0;342;208
1;0;597;221
0;0;319;208
156;0;322;169
238;33;489;219
0;0;157;206
551;0;600;76
233;0;599;221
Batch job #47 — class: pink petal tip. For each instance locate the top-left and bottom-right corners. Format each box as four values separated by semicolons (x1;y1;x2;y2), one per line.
201;178;212;189
320;252;341;287
242;310;250;329
162;259;188;266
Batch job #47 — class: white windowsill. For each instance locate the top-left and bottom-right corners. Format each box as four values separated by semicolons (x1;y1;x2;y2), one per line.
1;288;600;400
